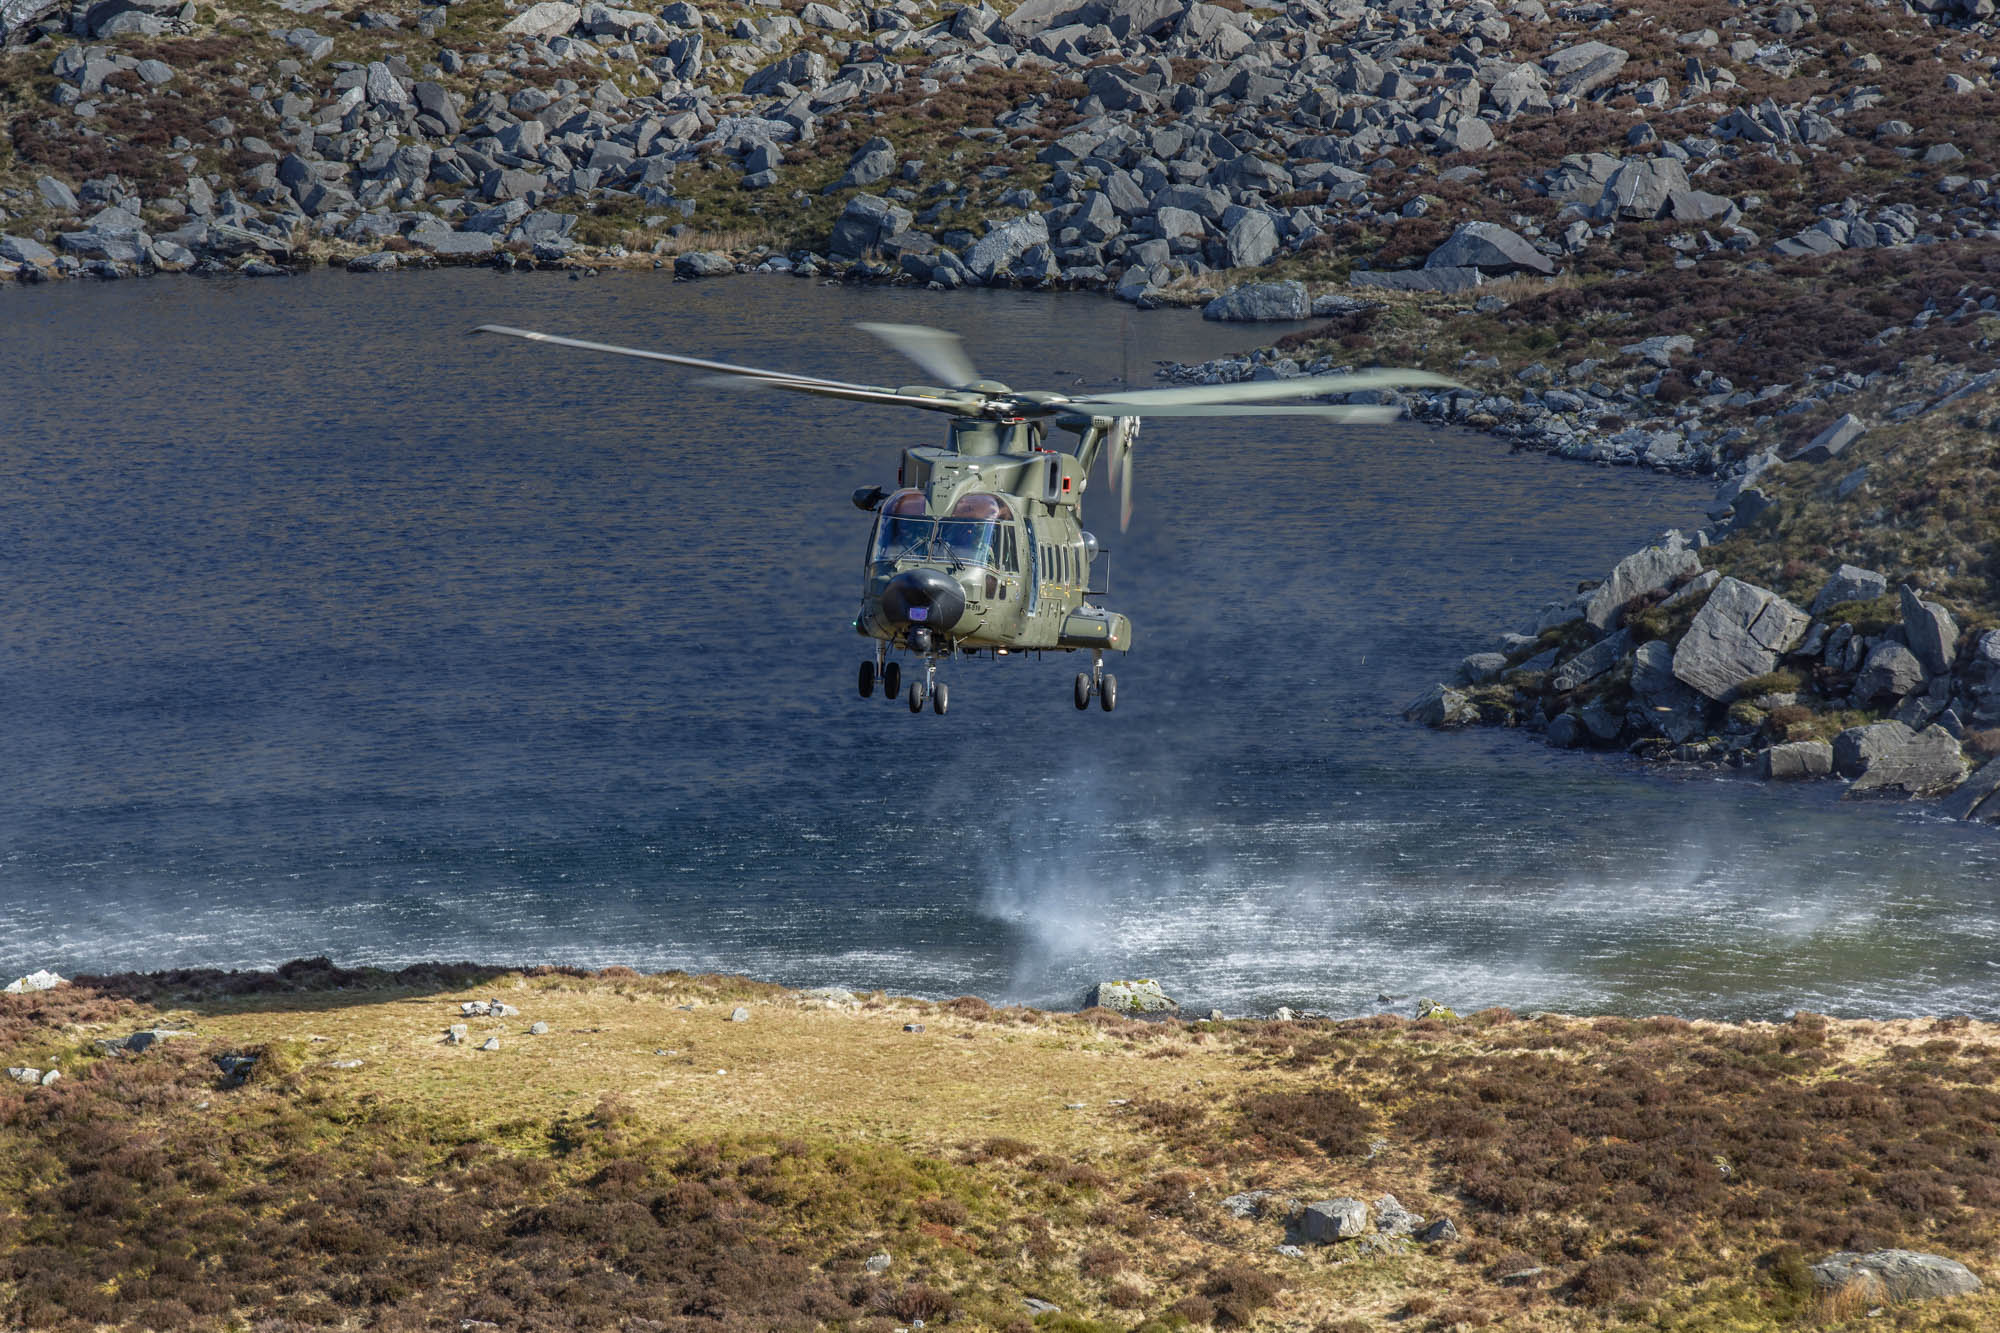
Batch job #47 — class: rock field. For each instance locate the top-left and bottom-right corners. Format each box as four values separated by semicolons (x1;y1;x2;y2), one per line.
4;0;1998;818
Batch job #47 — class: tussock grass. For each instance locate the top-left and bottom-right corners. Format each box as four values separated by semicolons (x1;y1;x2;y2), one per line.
7;964;2000;1330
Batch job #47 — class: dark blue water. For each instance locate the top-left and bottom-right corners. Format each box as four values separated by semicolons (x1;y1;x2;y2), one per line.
3;270;1996;1018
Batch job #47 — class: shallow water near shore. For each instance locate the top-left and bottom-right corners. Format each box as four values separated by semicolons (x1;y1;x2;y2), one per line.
3;269;1997;1019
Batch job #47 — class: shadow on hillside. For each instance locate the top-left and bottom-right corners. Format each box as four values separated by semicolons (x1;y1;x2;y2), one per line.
64;956;576;1020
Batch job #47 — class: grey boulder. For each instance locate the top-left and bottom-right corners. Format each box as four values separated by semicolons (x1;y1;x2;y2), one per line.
1811;1251;1982;1305
1763;739;1833;779
1425;221;1555;277
1671;577;1808;702
1793;412;1866;463
1839;722;1965;797
674;250;733;277
1594;157;1690;220
963;213;1049;282
1083;979;1178;1013
1300;1198;1369;1243
1898;585;1958;676
1582;542;1700;633
1203;279;1310;321
1854;640;1927;702
1405;682;1476;727
1809;563;1886;615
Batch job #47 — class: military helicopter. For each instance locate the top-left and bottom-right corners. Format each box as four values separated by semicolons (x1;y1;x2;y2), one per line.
474;321;1451;716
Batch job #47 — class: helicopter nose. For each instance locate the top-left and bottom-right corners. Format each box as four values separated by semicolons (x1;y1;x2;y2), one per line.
880;568;967;634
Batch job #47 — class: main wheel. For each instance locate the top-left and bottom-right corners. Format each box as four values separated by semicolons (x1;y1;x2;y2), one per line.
883;661;902;698
858;661;875;698
932;682;950;715
908;681;925;713
1099;673;1117;712
1074;673;1091;710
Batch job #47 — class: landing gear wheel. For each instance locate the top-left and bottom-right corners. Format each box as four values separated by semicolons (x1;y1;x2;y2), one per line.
1074;673;1092;710
858;661;875;698
932;682;950;715
883;662;902;698
1099;673;1117;713
908;681;925;713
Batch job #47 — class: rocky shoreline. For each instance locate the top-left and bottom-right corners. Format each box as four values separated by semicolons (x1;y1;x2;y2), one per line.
7;0;1998;822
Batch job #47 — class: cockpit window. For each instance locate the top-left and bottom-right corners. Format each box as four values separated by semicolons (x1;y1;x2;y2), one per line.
947;492;1014;522
883;488;927;517
870;516;1002;569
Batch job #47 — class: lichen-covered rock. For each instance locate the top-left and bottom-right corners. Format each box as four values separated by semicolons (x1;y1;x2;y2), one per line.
1671;577;1809;702
1404;682;1477;727
1854;640;1926;702
1300;1197;1369;1243
1202;279;1311;321
1811;1250;1982;1305
1763;739;1833;779
1898;585;1959;676
1582;543;1701;633
1809;563;1887;615
1842;723;1966;797
1082;979;1178;1014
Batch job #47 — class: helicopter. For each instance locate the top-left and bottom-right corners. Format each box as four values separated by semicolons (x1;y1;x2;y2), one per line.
474;320;1452;716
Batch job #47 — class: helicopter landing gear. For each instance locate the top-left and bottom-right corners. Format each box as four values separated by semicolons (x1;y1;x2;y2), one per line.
859;661;875;698
1073;652;1117;713
908;657;943;714
882;660;901;700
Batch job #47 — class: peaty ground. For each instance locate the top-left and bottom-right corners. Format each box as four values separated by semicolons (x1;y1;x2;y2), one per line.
4;960;1999;1332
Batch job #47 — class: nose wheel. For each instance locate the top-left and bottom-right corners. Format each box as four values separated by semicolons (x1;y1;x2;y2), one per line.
1074;653;1117;713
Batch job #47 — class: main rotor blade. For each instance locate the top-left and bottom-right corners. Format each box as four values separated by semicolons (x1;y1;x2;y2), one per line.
854;322;982;390
721;375;992;415
472;324;889;393
1070;368;1457;409
1077;403;1405;421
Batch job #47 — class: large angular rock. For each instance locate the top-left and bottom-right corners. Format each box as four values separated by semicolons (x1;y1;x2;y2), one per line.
1809;563;1886;615
1793;413;1866;463
963;213;1049;282
1855;640;1926;702
0;234;56;269
1594;157;1690;220
1550;629;1632;693
1941;758;2000;822
500;0;580;35
1405;683;1476;727
1203;280;1310;321
1764;739;1833;779
1082;979;1177;1014
1582;543;1701;633
1425;221;1554;277
1671;577;1808;702
1812;1251;1982;1305
1542;40;1628;95
2;0;63;43
1842;724;1965;797
827;193;912;258
1300;1198;1369;1243
833;136;894;190
1632;639;1710;742
1898;586;1958;676
744;49;827;96
1223;211;1278;268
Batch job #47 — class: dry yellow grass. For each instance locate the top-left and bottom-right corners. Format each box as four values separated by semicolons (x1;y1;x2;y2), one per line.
10;966;2000;1332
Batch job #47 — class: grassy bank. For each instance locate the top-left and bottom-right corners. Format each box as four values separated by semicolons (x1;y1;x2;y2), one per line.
4;961;1998;1331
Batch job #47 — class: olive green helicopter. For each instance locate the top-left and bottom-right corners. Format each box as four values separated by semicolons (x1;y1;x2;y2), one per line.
474;321;1451;716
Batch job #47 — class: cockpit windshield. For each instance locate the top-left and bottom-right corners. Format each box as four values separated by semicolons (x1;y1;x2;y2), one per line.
871;517;1001;569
